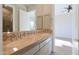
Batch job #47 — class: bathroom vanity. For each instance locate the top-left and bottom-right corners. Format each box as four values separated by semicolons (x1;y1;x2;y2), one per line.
3;31;53;55
3;4;53;55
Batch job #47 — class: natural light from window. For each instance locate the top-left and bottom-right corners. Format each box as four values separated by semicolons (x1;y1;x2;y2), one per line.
55;38;72;47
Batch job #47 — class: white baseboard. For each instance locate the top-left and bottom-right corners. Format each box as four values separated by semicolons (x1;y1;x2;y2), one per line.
55;37;72;39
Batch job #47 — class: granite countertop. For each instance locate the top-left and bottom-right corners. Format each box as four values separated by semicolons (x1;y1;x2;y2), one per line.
3;32;52;55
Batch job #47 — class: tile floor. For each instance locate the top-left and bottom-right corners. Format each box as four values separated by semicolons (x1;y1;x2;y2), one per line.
53;38;72;55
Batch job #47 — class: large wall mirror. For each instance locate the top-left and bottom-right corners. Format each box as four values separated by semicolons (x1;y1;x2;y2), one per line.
3;4;52;32
3;5;13;32
3;4;37;32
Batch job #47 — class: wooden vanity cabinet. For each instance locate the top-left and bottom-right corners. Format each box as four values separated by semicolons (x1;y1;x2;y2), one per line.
35;37;53;55
35;41;52;55
23;45;39;55
23;36;53;55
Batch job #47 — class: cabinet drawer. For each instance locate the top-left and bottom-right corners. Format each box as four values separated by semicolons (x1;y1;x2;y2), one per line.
39;41;52;55
35;43;49;55
40;37;51;48
39;43;50;55
23;45;39;55
35;40;53;55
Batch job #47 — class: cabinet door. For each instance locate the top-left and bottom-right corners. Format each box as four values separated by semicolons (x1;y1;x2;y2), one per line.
35;38;52;55
23;45;39;55
39;41;52;55
35;44;49;55
40;37;51;48
43;15;52;29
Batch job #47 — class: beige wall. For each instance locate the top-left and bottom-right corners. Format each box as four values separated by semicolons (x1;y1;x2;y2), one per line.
26;4;53;30
0;4;3;54
26;4;37;11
